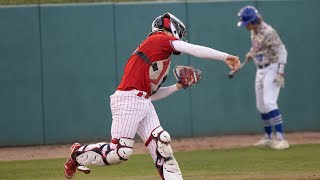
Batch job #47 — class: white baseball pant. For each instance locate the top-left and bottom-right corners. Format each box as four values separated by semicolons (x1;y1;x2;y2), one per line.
255;47;287;113
110;89;160;161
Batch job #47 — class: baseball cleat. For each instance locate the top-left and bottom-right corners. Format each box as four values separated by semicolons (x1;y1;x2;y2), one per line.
270;140;289;150
77;165;91;174
64;143;81;179
254;137;274;147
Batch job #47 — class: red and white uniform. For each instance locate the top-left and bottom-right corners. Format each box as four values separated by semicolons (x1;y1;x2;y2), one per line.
110;32;229;161
111;32;179;160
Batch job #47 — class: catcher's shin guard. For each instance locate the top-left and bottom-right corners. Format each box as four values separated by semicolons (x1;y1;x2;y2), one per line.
74;138;134;167
146;126;183;180
158;156;182;180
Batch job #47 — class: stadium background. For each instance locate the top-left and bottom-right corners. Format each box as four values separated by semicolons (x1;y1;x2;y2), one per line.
0;0;319;146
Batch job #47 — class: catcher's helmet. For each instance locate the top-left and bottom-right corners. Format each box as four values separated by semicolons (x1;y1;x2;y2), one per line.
237;6;260;27
151;12;187;41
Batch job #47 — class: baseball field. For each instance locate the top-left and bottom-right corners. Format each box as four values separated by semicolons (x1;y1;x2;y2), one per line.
1;133;319;180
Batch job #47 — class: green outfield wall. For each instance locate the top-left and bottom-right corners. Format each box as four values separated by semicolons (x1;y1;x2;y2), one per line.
0;0;319;146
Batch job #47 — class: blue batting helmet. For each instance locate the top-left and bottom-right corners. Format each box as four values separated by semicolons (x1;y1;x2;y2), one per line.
237;6;260;27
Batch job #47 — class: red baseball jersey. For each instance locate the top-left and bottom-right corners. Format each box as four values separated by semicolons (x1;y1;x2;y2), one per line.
117;32;179;95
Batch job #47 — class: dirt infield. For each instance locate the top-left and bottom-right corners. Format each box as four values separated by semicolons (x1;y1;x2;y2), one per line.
0;132;320;161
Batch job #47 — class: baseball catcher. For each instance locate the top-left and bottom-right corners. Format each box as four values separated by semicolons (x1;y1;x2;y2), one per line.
64;12;240;180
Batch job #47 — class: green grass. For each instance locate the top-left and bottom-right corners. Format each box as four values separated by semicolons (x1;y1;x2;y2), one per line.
1;144;320;180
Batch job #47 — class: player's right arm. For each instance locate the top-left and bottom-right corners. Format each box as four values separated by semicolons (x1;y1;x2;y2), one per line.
246;47;255;60
171;40;240;70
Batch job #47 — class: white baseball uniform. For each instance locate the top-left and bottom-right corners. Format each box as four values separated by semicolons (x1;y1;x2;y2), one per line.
249;21;288;141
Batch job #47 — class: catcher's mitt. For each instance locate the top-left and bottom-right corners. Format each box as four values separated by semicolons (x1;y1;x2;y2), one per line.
173;65;202;89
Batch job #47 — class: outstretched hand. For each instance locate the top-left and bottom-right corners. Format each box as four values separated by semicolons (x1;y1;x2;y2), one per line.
226;55;241;70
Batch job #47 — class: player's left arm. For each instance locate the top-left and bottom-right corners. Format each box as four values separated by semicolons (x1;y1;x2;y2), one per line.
265;30;287;64
275;63;285;88
150;84;183;101
265;30;287;87
275;56;286;88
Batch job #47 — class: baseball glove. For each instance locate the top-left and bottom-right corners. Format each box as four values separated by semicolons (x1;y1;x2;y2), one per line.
173;65;202;89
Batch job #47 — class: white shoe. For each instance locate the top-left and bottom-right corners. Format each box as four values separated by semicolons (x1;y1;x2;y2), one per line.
78;165;91;174
254;137;274;147
270;140;290;150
